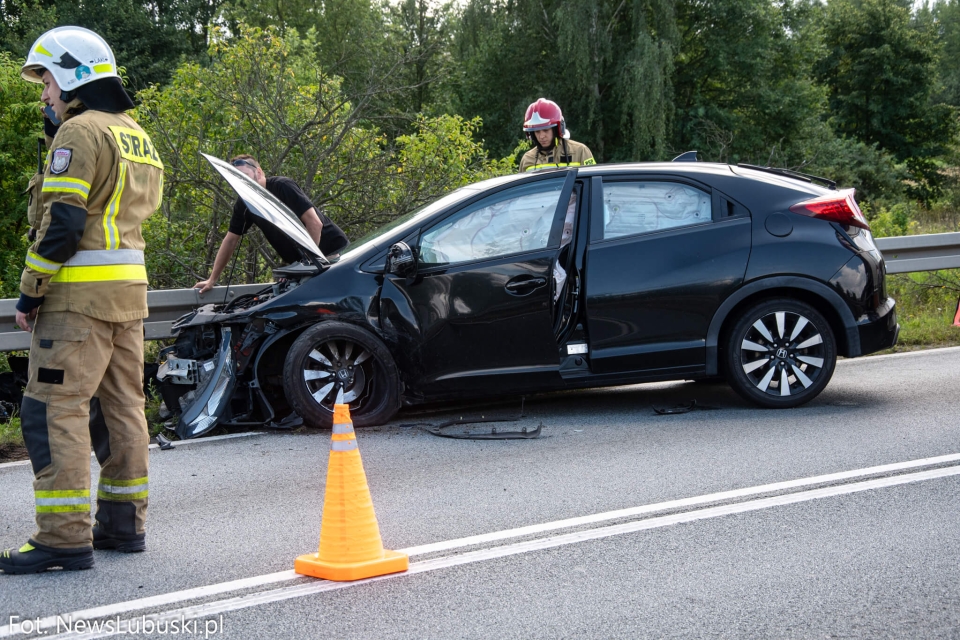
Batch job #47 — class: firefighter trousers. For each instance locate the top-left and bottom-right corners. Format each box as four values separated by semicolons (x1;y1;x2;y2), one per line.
20;310;149;549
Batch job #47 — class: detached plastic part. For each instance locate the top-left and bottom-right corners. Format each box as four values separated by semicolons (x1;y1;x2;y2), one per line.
175;327;236;439
653;400;720;415
424;418;543;439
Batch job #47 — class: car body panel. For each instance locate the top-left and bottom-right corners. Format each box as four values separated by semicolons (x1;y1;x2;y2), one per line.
583;170;753;375
161;158;899;436
382;251;561;395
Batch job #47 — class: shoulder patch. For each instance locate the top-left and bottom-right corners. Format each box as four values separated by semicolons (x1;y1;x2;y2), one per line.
50;148;72;174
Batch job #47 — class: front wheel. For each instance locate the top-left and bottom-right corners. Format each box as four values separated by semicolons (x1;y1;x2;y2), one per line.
725;298;837;408
283;322;401;428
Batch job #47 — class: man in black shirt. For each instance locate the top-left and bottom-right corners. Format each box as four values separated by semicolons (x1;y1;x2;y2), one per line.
194;155;349;293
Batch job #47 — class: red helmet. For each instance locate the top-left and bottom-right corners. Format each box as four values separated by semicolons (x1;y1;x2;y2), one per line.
523;98;565;139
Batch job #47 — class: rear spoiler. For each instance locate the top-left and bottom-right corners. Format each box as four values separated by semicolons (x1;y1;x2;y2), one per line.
737;163;837;190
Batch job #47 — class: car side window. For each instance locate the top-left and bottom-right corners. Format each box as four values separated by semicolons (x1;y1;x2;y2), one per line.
602;181;712;240
419;179;566;266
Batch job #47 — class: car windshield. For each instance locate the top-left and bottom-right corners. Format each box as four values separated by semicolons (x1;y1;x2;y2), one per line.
339;185;485;256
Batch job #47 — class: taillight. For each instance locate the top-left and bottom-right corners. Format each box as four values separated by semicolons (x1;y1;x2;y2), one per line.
788;188;870;230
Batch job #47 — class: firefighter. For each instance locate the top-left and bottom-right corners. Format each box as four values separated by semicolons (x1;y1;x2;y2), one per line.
518;98;596;173
0;26;163;574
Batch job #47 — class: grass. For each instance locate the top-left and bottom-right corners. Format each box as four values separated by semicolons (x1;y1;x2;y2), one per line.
880;274;960;352
145;392;174;439
870;208;960;352
0;416;26;461
0;416;22;446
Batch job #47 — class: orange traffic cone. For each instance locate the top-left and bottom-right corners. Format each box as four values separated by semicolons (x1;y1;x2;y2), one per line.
954;296;960;327
294;393;408;581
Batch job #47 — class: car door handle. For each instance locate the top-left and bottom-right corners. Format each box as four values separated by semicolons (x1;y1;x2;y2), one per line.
505;276;547;295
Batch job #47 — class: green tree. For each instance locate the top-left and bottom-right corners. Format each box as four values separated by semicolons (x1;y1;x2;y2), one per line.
0;0;57;56
153;0;225;58
451;0;543;159
2;0;219;91
554;0;676;161
225;0;457;136
53;0;197;91
793;127;906;203
224;0;392;95
0;52;42;298
135;26;511;288
672;0;825;164
384;0;457;116
816;0;956;201
934;0;960;106
453;0;677;163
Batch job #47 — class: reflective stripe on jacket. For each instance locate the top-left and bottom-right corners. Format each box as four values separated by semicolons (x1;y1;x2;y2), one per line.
519;138;596;173
20;109;163;322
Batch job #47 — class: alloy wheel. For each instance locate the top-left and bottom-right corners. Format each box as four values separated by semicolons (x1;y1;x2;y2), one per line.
725;298;837;408
739;310;827;398
302;339;372;410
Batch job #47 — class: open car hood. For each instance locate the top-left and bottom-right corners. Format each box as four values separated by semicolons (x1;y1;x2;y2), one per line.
202;153;325;262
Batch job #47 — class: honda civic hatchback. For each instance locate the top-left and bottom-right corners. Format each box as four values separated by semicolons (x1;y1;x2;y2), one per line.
158;155;899;438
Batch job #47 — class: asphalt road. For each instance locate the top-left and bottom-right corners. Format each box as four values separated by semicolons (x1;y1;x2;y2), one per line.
0;347;959;639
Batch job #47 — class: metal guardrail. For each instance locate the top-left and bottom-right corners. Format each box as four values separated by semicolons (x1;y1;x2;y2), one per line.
874;232;960;274
0;231;958;352
0;283;266;352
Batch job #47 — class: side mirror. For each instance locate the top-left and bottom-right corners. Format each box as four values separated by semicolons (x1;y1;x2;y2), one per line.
386;242;417;277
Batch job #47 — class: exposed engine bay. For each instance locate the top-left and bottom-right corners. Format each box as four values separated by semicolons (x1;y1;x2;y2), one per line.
156;264;320;439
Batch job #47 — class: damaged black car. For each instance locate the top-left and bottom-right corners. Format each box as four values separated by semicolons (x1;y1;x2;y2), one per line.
158;154;899;439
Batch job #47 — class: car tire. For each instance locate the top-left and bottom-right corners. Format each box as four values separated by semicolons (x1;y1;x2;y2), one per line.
725;298;836;408
283;322;401;428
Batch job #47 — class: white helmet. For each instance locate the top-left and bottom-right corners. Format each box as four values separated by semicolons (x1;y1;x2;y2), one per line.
21;26;118;93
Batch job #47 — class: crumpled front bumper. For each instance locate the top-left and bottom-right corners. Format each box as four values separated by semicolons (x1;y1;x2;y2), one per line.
175;327;237;439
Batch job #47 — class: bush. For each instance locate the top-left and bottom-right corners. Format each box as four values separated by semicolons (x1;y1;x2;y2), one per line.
135;26;513;288
0;51;42;298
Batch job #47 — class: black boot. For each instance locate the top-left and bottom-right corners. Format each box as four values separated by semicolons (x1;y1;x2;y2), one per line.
0;541;94;574
93;500;145;552
92;525;146;553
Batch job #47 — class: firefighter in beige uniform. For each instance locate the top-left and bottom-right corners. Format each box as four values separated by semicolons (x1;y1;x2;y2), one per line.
518;98;595;173
0;26;162;574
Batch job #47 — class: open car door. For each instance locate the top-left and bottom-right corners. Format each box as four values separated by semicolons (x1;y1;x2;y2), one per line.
381;173;578;398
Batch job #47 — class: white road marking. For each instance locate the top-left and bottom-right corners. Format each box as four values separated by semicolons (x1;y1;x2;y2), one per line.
39;463;960;640
836;344;960;363
0;571;298;638
401;451;960;556
4;451;960;638
0;432;265;472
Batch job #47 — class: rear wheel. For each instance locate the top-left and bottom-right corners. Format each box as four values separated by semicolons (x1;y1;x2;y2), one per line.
725;298;836;408
283;322;400;428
